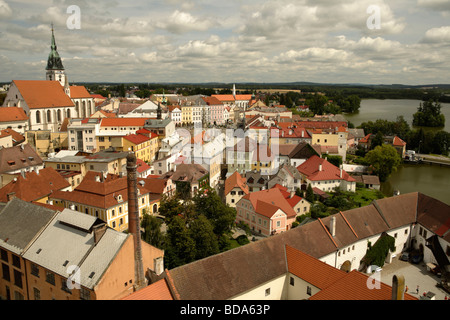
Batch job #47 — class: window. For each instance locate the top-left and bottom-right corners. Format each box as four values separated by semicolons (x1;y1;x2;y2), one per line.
33;287;40;300
31;263;39;277
265;288;270;296
80;287;91;300
12;255;20;269
2;263;10;281
46;271;55;285
14;269;23;288
290;277;295;286
0;249;8;262
307;286;312;296
61;278;72;294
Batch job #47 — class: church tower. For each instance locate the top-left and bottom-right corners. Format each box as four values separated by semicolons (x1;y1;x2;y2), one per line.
46;24;66;87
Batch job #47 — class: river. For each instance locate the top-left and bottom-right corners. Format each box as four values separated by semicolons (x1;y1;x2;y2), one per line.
344;99;450;205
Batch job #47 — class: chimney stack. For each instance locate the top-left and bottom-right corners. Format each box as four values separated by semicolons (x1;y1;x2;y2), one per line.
93;223;107;244
127;152;146;291
330;216;336;237
391;275;405;300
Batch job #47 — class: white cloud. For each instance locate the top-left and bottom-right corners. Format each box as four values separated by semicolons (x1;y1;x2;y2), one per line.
0;0;12;18
156;10;216;34
422;26;450;43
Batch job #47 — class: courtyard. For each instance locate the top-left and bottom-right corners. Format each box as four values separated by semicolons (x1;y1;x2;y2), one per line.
378;256;449;300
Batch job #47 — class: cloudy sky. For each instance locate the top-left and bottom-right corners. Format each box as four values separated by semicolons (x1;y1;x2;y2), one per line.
0;0;449;85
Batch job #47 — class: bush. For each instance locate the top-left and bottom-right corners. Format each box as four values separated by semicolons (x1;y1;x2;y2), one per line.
235;234;250;246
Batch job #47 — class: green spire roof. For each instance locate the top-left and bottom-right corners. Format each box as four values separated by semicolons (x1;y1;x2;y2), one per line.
46;25;64;71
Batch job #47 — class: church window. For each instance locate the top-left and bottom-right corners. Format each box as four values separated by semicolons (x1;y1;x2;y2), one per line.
36;111;41;124
47;110;51;122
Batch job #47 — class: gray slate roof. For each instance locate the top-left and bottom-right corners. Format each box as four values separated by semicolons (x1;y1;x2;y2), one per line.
0;198;56;255
22;208;128;289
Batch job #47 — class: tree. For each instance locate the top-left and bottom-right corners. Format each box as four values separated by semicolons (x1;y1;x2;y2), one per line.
306;94;329;115
192;187;236;237
364;144;402;182
412;100;445;127
158;194;184;223
141;213;164;249
164;215;196;269
305;184;315;203
432;131;450;156
189;215;220;260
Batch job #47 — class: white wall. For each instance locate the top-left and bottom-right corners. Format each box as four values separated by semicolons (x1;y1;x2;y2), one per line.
230;275;287;300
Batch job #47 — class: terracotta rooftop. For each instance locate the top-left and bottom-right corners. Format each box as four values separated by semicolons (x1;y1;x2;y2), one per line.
0;167;70;203
296;155;356;182
241;187;297;219
0;107;28;122
309;269;417;300
69;86;91;99
100;117;149;128
224;171;249;196
13;80;74;109
121;279;174;300
123;133;150;145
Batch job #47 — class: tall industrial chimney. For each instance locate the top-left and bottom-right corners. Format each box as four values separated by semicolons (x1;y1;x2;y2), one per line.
127;152;146;290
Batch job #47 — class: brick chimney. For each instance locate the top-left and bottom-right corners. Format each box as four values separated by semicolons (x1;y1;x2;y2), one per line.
127;152;146;291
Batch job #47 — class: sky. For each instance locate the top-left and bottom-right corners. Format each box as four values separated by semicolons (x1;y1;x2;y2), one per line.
0;0;449;85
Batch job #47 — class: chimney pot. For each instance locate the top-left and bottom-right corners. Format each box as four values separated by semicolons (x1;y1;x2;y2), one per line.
330;216;336;237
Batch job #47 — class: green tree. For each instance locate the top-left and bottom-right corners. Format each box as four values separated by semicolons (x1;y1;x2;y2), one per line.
305;184;315;203
412;100;445;127
364;144;402;182
164;215;196;269
141;213;164;249
158;194;185;223
432;131;450;156
189;215;220;260
192;187;236;237
306;94;329;115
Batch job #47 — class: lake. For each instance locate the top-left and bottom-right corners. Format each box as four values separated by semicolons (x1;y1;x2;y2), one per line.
343;99;450;205
344;99;450;132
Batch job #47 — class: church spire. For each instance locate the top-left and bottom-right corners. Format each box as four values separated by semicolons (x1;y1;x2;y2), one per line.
46;23;67;86
46;24;64;71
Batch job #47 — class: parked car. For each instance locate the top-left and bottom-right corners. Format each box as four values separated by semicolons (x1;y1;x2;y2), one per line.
400;252;410;261
411;253;423;264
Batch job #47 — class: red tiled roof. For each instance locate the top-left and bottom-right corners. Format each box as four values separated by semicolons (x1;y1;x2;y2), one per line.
212;94;235;102
0;129;25;144
393;136;406;146
310;270;417;300
100;117;149;127
123;133;150;145
0;107;28;122
202;96;223;105
241;188;297;218
224;171;249;196
121;279;174;300
69;86;91;99
136;159;151;174
13;80;74;109
286;245;347;290
0;167;70;203
296;155;355;182
271;184;304;208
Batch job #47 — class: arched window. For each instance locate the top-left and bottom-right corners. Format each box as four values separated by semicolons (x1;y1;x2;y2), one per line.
47;110;52;123
36;111;41;124
57;109;62;122
67;109;71;118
